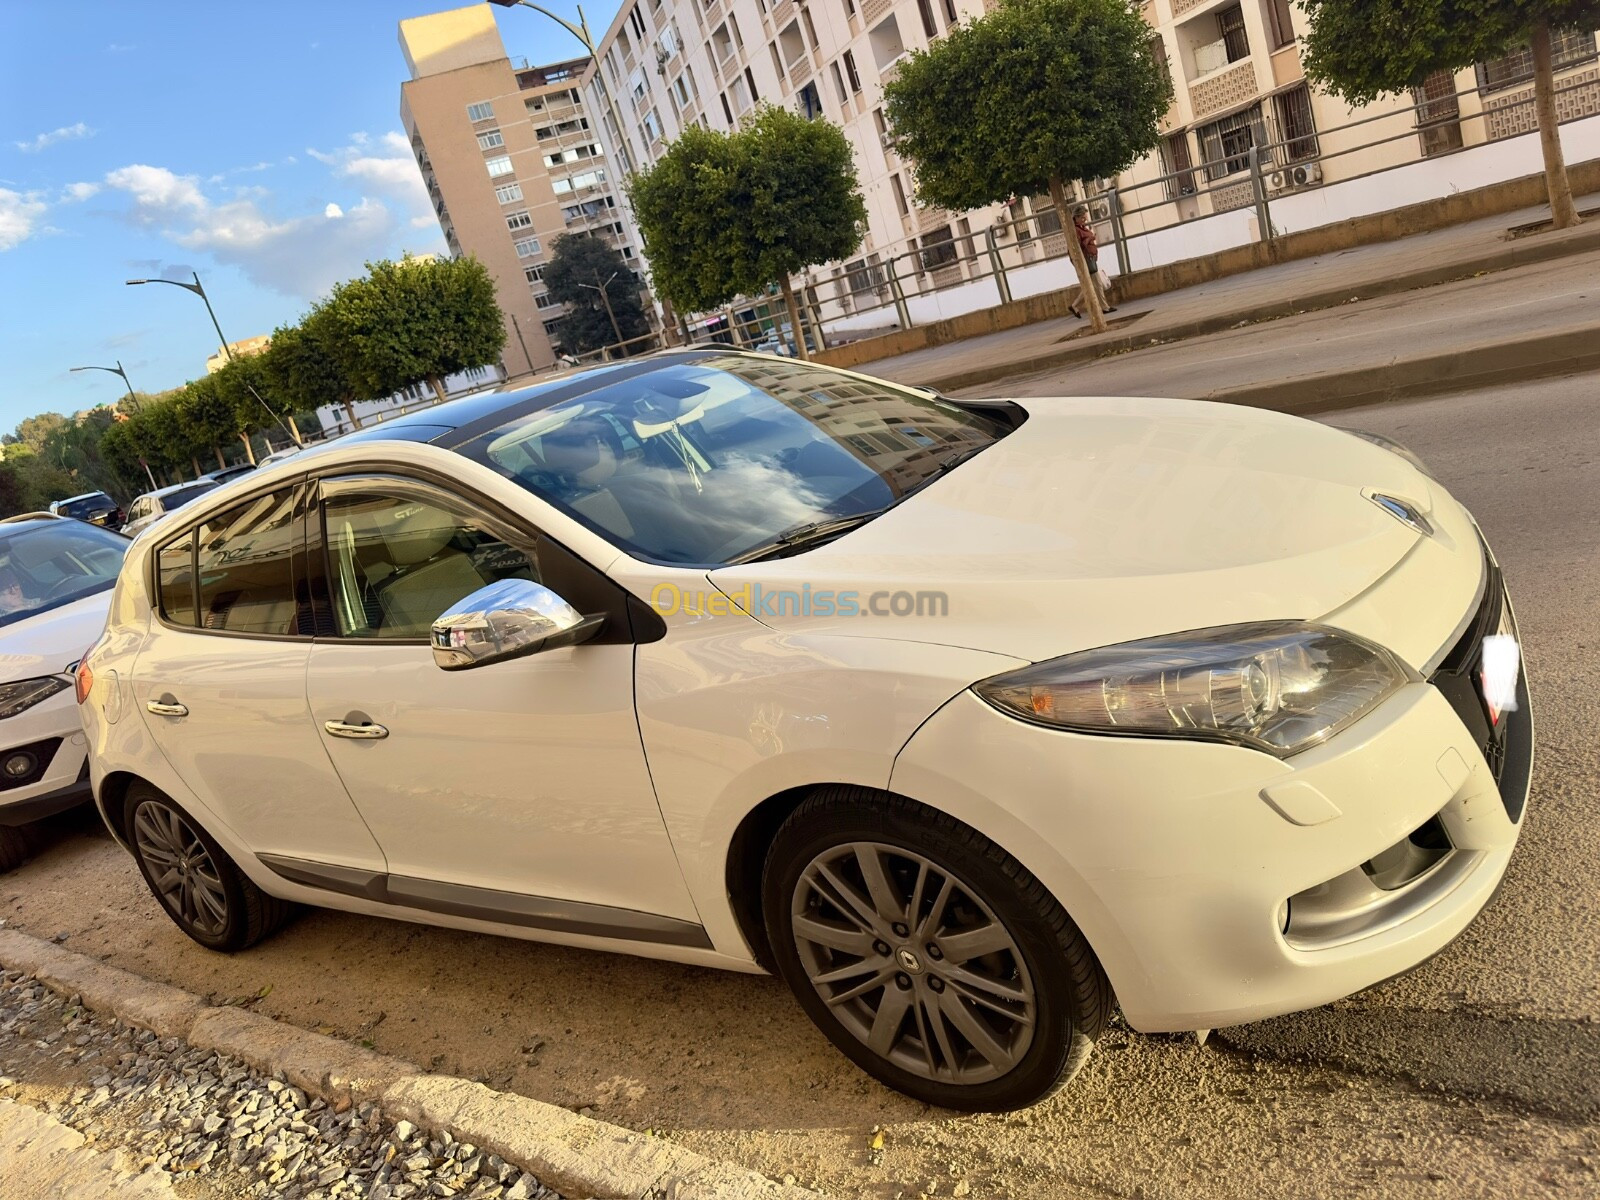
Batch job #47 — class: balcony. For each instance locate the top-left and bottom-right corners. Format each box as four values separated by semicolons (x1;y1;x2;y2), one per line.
1189;58;1258;119
861;0;893;27
772;0;796;27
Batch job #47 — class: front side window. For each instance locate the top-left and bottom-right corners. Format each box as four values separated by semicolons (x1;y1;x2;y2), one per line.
455;355;1008;566
157;489;299;636
161;482;220;513
322;493;537;640
0;523;128;627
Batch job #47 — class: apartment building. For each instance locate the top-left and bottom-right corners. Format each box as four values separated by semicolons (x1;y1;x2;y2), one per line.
399;5;647;375
579;0;1598;334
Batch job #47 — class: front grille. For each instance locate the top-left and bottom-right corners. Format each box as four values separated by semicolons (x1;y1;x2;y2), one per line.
1428;559;1532;821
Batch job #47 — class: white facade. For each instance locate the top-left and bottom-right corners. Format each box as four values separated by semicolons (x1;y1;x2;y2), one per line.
313;365;500;439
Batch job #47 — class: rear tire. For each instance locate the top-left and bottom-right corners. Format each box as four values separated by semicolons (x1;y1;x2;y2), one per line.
0;824;33;874
123;784;293;952
762;788;1111;1111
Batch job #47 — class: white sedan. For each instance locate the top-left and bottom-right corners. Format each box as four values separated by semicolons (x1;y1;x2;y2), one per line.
75;351;1530;1110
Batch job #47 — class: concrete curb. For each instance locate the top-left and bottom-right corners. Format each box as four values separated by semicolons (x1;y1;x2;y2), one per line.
0;929;823;1200
919;220;1600;395
1201;324;1600;415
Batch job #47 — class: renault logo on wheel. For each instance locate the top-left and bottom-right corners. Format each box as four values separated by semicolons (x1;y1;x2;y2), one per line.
896;947;924;974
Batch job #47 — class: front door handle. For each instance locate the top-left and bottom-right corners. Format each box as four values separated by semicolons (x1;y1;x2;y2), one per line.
324;719;388;740
146;699;188;718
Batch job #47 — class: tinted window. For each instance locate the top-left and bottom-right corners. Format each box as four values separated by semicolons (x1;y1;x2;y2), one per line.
60;494;114;519
322;493;536;640
163;482;219;511
157;533;197;626
194;491;300;635
453;355;1004;565
0;522;129;627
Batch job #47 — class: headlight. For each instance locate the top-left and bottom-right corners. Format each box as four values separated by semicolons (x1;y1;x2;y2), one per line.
1346;430;1436;480
0;676;73;720
973;623;1410;758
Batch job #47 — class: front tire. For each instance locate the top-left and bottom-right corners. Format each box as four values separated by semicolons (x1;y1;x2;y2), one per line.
762;788;1111;1111
123;784;293;952
0;824;33;874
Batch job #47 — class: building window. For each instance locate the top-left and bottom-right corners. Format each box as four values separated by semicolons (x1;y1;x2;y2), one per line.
485;155;514;177
1273;84;1319;161
916;0;937;39
1264;0;1296;49
843;49;862;93
476;129;505;150
643;108;663;142
844;0;856;14
890;173;909;216
830;61;849;106
466;101;495;122
525;265;546;283
514;237;542;257
1218;5;1249;63
1149;36;1171;93
941;0;956;24
1160;132;1197;199
494;182;524;203
1197;106;1261;179
542;318;566;336
720;92;734;124
1413;69;1464;157
628;4;646;38
535;292;564;309
745;66;760;102
1478;28;1597;92
918;226;958;272
506;210;533;230
797;80;824;119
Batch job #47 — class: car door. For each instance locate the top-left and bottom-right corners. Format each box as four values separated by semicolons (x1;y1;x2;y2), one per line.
303;472;704;945
130;484;387;878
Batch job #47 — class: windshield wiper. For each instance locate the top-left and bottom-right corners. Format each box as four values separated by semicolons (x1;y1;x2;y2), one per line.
907;443;990;495
727;509;890;565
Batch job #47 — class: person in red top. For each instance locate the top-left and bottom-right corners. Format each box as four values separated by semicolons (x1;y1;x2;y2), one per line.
1068;204;1117;319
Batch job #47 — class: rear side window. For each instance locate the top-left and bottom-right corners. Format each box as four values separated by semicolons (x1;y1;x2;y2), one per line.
156;489;301;636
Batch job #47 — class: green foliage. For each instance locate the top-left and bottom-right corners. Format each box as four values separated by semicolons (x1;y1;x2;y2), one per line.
14;413;68;455
543;234;651;354
260;312;354;416
319;254;506;398
883;0;1172;212
627;105;866;311
1301;0;1600;101
0;445;75;515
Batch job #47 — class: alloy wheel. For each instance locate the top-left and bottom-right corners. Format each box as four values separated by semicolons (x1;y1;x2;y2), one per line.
790;841;1037;1085
132;800;230;938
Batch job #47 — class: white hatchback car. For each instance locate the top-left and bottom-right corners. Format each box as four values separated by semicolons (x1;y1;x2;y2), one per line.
77;351;1530;1110
0;515;129;870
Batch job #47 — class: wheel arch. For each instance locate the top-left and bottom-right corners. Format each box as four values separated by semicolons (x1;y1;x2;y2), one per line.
95;770;144;849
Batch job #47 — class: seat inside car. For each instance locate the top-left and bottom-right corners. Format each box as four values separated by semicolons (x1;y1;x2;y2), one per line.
370;503;490;637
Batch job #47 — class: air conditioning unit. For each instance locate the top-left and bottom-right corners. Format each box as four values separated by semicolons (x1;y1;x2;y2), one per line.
1291;161;1323;187
1088;198;1113;222
1266;168;1292;194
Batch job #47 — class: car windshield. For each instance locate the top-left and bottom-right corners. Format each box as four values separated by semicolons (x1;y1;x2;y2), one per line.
162;482;219;511
60;495;113;519
456;355;1009;566
0;522;129;627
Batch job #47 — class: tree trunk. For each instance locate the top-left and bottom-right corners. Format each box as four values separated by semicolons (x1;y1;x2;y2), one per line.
285;414;303;446
1530;19;1580;230
344;399;363;431
1049;174;1108;334
191;456;202;478
214;445;227;471
238;433;256;465
428;375;448;404
779;275;810;360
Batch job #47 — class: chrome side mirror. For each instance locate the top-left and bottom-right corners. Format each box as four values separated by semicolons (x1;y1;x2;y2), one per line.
431;578;603;671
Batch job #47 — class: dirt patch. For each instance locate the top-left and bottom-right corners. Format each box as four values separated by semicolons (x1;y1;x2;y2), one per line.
1504;207;1600;239
1051;310;1150;344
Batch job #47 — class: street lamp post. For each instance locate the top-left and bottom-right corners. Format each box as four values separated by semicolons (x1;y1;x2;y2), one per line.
69;361;158;490
578;271;625;351
125;271;302;446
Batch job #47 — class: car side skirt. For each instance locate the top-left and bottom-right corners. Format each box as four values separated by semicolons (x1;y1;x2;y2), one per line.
256;853;714;950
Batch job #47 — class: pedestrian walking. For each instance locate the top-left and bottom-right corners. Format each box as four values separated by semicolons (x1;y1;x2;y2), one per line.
1068;204;1117;319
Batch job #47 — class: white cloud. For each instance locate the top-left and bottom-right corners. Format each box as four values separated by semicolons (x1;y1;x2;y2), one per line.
104;164;207;224
16;122;95;153
62;181;101;202
324;202;343;218
306;132;430;221
0;188;48;250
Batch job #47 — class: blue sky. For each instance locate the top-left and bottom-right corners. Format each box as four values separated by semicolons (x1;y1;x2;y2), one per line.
0;0;613;432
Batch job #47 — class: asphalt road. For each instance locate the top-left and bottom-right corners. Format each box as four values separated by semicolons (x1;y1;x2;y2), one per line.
3;377;1599;1199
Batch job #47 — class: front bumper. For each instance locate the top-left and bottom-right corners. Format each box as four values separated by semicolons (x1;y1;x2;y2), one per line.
890;577;1530;1033
0;689;93;828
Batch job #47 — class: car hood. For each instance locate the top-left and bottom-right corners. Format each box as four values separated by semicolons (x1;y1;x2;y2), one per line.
0;591;113;684
708;396;1433;662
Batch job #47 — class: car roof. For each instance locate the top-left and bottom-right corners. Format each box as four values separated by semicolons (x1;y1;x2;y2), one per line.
333;352;730;451
138;480;220;501
0;514;66;535
58;491;112;505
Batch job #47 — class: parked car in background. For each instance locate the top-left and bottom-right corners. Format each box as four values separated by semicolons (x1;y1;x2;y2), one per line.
48;491;123;528
76;351;1530;1110
201;463;257;486
121;480;220;538
0;515;129;870
257;446;302;467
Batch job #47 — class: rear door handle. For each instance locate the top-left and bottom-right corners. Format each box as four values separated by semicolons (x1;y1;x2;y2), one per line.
146;700;188;718
324;719;388;740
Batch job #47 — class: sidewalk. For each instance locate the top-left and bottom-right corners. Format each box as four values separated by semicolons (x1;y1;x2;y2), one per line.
854;193;1600;393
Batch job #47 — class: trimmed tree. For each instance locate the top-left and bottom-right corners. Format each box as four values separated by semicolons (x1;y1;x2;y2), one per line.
1301;1;1596;230
321;254;506;405
543;234;652;356
261;312;361;433
884;0;1172;333
629;104;866;360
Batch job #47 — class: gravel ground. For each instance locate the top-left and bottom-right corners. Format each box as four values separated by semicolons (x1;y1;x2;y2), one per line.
0;967;559;1200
